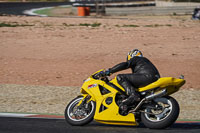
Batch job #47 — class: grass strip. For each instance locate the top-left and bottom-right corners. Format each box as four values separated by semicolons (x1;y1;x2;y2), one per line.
0;22;34;27
33;8;53;17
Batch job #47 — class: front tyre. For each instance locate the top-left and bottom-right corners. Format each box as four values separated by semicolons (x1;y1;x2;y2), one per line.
65;96;96;126
141;96;180;129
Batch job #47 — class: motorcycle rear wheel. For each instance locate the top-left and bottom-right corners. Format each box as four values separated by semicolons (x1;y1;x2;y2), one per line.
141;96;179;129
65;96;96;126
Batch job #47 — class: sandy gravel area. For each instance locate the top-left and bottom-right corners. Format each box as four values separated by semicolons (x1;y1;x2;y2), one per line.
0;15;200;120
0;15;200;88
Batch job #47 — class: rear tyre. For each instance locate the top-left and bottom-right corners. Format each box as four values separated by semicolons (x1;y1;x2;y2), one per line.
141;96;179;129
65;96;96;126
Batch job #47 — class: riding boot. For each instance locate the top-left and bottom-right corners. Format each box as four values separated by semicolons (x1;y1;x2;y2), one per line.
120;81;140;106
122;92;140;106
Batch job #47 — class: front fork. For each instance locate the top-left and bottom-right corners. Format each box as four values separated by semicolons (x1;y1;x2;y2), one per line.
77;95;92;108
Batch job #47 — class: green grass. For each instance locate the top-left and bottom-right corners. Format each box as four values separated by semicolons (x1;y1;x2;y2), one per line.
0;22;34;27
144;24;172;27
62;23;101;27
144;24;162;27
115;24;172;28
33;6;73;17
122;24;140;27
115;24;140;28
62;23;76;27
33;8;53;17
166;24;172;27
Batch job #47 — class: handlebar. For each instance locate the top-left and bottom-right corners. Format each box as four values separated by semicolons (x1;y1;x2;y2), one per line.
93;71;109;82
93;71;105;79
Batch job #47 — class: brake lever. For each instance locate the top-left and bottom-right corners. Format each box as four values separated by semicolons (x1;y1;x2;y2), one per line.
93;71;105;79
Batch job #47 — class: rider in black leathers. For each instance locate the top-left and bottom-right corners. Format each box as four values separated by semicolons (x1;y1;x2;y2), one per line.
105;49;160;106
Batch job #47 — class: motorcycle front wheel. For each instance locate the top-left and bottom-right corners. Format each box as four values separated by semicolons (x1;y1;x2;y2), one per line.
141;96;180;129
65;96;96;126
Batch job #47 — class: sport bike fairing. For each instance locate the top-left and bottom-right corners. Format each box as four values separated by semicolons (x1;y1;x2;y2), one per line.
81;77;138;125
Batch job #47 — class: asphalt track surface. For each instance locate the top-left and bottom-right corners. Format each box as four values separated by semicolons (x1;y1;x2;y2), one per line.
0;117;200;133
0;2;72;15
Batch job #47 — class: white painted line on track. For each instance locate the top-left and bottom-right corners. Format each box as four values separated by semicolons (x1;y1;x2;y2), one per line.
23;5;71;17
23;7;53;17
0;112;64;119
0;112;37;117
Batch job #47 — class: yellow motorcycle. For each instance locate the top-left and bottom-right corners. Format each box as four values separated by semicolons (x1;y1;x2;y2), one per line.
65;69;185;129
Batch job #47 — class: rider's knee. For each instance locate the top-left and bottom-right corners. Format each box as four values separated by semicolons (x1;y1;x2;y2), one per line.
117;74;125;83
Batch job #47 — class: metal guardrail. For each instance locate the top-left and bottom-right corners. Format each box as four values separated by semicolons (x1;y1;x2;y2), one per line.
73;0;156;15
73;3;156;7
72;0;156;7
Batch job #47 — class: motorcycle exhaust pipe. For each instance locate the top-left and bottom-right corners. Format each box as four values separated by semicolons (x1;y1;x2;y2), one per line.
129;89;167;113
145;89;167;101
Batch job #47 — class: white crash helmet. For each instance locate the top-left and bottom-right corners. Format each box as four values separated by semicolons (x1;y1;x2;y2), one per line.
127;49;143;61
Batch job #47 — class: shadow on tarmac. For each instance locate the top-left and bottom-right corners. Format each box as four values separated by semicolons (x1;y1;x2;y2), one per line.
87;121;200;132
0;117;200;133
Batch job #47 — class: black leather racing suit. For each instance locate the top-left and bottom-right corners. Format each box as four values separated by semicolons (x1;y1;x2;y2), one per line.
108;56;160;104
